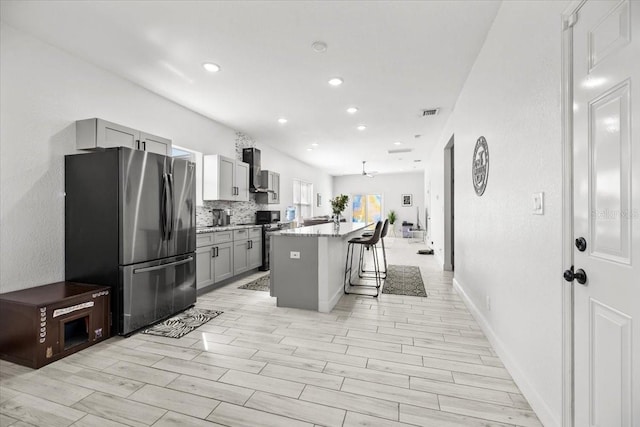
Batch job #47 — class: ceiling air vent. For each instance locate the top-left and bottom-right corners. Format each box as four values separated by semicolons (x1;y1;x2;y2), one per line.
387;148;413;154
421;108;440;117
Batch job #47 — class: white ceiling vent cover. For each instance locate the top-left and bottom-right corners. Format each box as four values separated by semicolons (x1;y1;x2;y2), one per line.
388;148;413;154
421;108;440;117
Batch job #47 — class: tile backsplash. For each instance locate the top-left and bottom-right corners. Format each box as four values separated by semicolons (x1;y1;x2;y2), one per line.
195;131;269;227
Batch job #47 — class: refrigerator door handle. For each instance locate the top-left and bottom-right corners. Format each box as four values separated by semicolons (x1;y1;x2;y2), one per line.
133;256;194;274
167;173;175;240
161;173;169;241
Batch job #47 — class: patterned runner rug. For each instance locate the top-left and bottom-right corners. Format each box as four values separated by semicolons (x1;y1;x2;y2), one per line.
238;275;270;292
382;265;427;297
142;307;223;339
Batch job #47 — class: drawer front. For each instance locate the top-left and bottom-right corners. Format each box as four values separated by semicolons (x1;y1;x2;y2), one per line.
196;234;214;248
212;231;233;244
249;227;262;239
233;229;249;241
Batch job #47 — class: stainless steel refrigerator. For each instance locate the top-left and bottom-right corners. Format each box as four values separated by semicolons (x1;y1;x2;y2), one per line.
65;147;196;335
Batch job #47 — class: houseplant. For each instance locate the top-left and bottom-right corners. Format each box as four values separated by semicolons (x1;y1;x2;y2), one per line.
387;210;398;237
330;194;349;227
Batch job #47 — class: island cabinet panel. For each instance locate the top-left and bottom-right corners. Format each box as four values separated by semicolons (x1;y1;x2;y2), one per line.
0;282;111;369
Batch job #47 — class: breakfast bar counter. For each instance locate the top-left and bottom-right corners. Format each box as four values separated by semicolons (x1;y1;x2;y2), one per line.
270;222;372;312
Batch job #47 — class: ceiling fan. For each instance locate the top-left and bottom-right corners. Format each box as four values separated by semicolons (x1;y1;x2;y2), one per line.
361;161;378;178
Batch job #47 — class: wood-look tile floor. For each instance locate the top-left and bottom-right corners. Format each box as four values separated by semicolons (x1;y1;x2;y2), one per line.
0;238;541;427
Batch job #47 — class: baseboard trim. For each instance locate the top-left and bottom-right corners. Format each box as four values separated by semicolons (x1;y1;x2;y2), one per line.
319;284;343;313
452;277;560;427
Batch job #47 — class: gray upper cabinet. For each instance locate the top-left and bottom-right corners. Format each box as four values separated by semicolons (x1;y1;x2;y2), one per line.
203;155;250;202
256;170;280;204
139;132;172;156
76;118;172;155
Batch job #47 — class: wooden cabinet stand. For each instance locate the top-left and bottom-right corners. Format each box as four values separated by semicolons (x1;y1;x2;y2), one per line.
0;281;111;369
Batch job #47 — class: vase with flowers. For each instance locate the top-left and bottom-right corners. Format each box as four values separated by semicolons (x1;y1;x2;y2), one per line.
330;194;349;228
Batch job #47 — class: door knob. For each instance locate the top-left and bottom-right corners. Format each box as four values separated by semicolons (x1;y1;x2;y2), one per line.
563;267;588;285
574;269;587;285
575;237;587;252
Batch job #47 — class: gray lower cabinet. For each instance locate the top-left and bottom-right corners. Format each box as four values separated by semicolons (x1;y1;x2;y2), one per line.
233;239;250;275
213;242;234;282
197;228;262;288
248;237;263;269
233;228;262;275
196;246;215;290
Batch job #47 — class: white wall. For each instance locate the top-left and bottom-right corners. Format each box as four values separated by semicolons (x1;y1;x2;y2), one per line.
0;22;332;293
259;144;333;218
427;2;567;426
333;172;424;231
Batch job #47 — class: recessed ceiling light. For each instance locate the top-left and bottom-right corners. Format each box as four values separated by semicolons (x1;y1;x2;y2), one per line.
357;125;367;131
278;118;288;124
346;107;358;114
311;143;319;147
306;148;313;151
394;141;402;146
202;63;220;72
328;77;343;86
312;41;327;53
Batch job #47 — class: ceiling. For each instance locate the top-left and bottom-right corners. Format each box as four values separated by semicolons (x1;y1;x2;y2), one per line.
0;1;501;176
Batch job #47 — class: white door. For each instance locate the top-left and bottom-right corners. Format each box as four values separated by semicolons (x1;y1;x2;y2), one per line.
572;1;639;426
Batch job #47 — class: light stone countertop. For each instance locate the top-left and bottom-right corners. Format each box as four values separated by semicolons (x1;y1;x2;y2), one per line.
196;224;262;234
274;221;373;237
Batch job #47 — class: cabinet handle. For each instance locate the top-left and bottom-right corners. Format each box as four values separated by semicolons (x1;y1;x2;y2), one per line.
136;140;141;150
215;247;219;257
142;140;146;151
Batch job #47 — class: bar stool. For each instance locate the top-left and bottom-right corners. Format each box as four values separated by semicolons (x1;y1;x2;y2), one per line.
359;219;389;279
344;221;384;297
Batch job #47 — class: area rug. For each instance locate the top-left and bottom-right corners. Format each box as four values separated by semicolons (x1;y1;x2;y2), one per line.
142;307;223;339
238;275;270;292
382;265;427;297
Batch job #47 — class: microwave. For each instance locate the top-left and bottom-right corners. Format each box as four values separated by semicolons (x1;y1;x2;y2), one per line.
256;210;281;224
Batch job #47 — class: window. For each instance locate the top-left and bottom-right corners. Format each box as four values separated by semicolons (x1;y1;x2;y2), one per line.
352;194;383;224
293;179;313;220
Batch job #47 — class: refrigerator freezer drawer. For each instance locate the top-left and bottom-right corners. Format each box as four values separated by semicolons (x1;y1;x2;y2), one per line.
120;254;196;335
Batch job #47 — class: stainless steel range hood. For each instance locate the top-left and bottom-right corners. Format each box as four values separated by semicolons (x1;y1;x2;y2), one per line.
242;147;272;193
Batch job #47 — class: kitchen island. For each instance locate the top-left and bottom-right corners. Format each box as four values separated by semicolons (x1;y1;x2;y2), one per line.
270;222;373;312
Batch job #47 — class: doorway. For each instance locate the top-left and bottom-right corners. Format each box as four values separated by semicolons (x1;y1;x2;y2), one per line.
444;134;454;271
562;1;639;426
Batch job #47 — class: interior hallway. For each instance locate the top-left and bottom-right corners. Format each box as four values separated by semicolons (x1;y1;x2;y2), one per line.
0;238;541;426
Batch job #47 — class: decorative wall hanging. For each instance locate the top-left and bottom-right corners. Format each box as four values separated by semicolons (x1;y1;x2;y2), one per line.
402;194;413;207
472;136;489;196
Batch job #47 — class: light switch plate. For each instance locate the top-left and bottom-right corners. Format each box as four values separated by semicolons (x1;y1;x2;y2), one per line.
532;192;544;215
290;251;301;259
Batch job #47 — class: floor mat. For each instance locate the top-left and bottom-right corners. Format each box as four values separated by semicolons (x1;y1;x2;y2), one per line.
238;275;270;292
142;307;223;339
382;265;427;297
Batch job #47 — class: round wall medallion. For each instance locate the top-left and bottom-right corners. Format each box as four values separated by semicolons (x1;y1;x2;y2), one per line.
472;136;489;196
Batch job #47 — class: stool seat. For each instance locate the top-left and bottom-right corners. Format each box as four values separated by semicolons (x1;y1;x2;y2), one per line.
344;221;384;298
